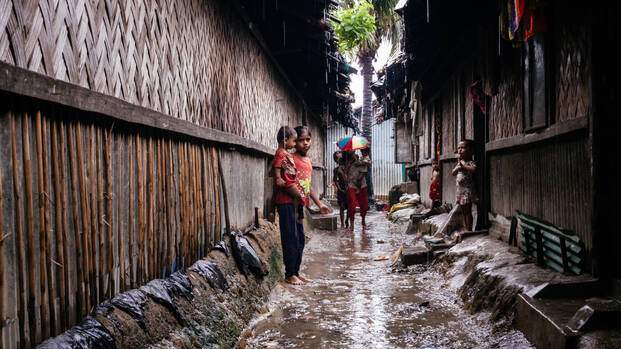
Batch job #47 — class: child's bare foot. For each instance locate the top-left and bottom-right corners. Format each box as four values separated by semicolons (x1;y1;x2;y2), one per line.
285;276;304;285
298;275;312;283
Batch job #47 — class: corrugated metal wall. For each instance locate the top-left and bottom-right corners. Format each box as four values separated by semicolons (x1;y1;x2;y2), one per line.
489;136;592;254
325;119;403;199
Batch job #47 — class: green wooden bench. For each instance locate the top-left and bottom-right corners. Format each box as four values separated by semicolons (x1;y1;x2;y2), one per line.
510;210;584;275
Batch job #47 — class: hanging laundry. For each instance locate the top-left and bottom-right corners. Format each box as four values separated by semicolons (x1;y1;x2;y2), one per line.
499;0;546;43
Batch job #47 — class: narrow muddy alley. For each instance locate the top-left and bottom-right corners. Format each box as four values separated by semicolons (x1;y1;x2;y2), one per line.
244;211;533;349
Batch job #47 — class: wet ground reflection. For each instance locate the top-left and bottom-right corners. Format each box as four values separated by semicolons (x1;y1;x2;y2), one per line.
245;211;532;349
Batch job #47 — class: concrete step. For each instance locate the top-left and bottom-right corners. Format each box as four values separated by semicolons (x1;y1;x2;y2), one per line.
401;247;431;266
306;213;338;231
515;294;582;348
515;294;621;349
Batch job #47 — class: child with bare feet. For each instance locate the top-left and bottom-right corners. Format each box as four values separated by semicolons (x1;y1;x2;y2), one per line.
451;140;477;241
273;126;304;285
292;126;330;284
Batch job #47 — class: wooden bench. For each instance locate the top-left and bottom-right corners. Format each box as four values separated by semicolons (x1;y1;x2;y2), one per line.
509;210;584;275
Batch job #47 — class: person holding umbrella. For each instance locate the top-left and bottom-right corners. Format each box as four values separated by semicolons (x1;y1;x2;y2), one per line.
336;135;371;232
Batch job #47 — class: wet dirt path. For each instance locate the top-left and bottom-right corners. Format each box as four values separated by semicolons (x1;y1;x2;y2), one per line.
245;211;532;349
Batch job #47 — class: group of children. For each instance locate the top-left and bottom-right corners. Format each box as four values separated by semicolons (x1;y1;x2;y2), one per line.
273;129;477;285
429;139;477;233
331;147;372;232
273;125;329;285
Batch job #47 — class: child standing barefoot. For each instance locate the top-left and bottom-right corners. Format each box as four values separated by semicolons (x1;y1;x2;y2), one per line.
452;140;477;232
292;126;330;284
273;126;304;285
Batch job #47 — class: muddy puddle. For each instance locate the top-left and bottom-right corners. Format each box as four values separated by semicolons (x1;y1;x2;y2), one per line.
243;211;533;349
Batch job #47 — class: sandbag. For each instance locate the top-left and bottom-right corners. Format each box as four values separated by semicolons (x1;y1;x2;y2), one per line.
230;230;269;277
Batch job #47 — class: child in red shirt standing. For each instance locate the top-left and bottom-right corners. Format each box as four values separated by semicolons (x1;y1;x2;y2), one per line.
273;126;304;285
291;126;330;284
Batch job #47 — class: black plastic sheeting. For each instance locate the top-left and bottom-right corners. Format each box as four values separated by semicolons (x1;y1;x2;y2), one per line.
213;240;230;257
110;289;148;330
95;300;123;332
140;279;184;324
36;316;116;349
165;271;194;301
230;230;268;277
188;260;229;291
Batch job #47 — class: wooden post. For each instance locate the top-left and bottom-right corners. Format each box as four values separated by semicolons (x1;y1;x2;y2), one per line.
535;226;545;267
11;113;28;347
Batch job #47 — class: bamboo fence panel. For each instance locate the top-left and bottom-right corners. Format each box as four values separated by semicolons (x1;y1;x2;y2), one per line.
0;104;224;348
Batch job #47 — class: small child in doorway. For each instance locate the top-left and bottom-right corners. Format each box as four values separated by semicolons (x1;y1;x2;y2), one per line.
430;159;441;208
332;151;349;230
451;140;477;234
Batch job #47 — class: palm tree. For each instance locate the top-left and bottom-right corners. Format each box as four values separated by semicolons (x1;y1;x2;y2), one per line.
332;0;401;201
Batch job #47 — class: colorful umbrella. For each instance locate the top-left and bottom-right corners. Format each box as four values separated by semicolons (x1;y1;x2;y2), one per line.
336;135;369;151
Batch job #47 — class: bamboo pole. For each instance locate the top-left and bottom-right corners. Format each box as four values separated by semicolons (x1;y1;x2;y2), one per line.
202;146;212;251
128;136;134;288
136;135;144;283
195;146;204;257
147;137;155;280
212;148;222;241
177;143;185;268
67;122;84;319
96;127;105;301
104;127;114;298
23;112;41;344
75;123;92;314
157;138;168;277
183;144;190;264
43;115;58;335
189;145;196;261
51;120;67;330
205;146;214;247
88;125;100;304
0;122;4;349
167;140;175;272
59;120;72;327
35;111;52;337
11;112;28;347
117;134;125;292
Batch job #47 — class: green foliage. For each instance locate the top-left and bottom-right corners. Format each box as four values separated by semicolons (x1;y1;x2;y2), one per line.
330;1;377;56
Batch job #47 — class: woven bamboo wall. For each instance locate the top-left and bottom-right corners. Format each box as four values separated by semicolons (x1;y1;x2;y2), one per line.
489;50;523;141
0;0;323;162
0;99;226;348
554;5;591;122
